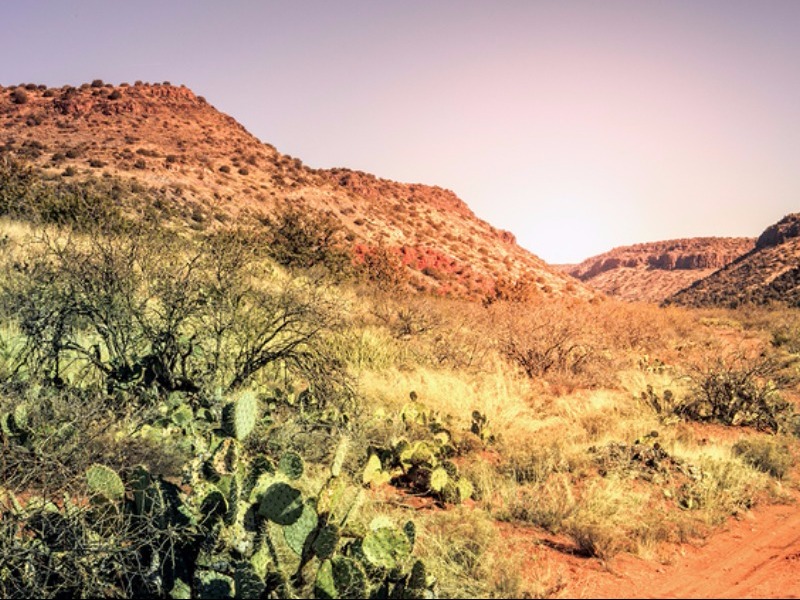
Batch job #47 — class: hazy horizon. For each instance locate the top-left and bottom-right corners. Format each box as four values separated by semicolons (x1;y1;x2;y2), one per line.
3;0;799;263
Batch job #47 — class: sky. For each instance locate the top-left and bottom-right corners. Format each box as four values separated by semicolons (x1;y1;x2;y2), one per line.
2;1;800;263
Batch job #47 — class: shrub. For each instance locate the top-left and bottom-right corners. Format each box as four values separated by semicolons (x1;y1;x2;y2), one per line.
732;436;794;479
677;355;797;433
108;89;121;100
492;300;598;381
219;165;231;173
90;79;104;88
356;245;408;292
134;158;146;169
262;204;353;278
11;88;28;104
2;227;350;401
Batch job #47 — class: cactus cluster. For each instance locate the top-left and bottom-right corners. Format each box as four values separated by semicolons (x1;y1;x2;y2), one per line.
365;394;475;505
364;436;473;505
2;385;434;599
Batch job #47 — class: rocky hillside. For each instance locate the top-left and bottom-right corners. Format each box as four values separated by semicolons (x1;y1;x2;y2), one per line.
666;214;800;308
565;238;754;303
0;80;592;301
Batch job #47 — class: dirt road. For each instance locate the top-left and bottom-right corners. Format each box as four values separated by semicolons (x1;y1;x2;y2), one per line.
566;494;800;598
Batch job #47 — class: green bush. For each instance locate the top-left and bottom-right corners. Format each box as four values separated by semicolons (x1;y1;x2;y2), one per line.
2;226;350;403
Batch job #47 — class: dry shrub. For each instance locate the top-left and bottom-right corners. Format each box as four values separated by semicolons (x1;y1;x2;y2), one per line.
415;507;559;598
489;299;612;388
676;456;766;524
563;477;651;560
499;473;576;533
732;435;794;479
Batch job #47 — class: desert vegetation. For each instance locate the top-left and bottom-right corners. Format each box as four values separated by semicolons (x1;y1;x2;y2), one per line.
1;162;799;599
1;73;799;598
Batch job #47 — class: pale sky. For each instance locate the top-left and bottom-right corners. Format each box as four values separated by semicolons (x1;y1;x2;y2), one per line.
2;1;799;263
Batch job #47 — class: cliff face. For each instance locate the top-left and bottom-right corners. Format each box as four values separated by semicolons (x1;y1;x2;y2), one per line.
755;213;800;250
667;214;800;309
566;238;754;303
0;81;591;301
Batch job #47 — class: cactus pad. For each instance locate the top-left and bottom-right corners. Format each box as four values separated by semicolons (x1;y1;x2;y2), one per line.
171;404;193;427
211;438;239;477
194;570;234;599
403;520;416;550
283;499;318;555
312;523;340;560
199;485;228;521
258;482;303;525
222;391;259;441
429;467;449;493
233;560;265;599
362;454;390;487
278;451;304;480
331;436;350;478
168;577;191;599
362;524;411;570
85;464;125;503
457;478;474;502
314;557;367;599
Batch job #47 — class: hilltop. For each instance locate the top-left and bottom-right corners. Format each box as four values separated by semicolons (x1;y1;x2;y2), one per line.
564;237;754;303
667;213;800;308
0;80;590;301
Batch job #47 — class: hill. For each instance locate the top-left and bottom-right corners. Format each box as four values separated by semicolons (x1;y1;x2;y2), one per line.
667;213;800;308
0;80;590;301
565;237;754;303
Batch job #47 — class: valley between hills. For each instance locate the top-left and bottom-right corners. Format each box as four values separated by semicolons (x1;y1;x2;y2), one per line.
1;81;799;599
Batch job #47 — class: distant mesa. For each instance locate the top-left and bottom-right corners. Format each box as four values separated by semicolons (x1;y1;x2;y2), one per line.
566;237;755;303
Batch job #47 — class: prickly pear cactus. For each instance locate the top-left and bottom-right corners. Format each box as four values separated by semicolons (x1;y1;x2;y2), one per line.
232;560;266;599
199;484;228;521
278;451;304;480
283;499;318;555
258;482;304;526
314;556;368;599
85;464;125;503
222;391;259;441
194;570;234;599
362;520;412;570
211;438;240;477
429;467;450;493
362;454;391;487
312;523;340;560
331;436;350;478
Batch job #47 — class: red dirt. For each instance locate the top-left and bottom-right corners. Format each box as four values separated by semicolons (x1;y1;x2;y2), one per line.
508;491;800;598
